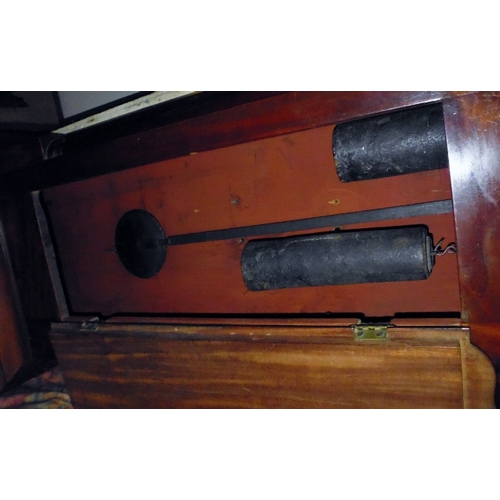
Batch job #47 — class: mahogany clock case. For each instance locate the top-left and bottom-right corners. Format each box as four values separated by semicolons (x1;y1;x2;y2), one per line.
2;91;498;408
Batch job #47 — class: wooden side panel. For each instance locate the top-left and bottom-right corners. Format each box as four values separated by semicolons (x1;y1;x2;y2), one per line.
0;195;59;390
444;93;500;369
43;124;460;317
0;217;30;386
0;364;5;389
0;194;58;320
0;260;27;385
51;327;492;409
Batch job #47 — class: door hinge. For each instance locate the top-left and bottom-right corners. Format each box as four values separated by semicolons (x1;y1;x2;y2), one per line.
353;324;389;341
81;317;100;332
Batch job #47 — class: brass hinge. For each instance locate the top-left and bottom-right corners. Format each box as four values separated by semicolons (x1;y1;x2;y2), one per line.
81;317;100;332
353;324;389;341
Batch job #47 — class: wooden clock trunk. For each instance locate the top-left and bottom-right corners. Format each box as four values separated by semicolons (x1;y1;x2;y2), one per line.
1;91;498;408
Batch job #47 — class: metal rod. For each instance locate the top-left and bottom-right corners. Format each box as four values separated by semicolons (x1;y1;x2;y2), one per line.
166;199;453;246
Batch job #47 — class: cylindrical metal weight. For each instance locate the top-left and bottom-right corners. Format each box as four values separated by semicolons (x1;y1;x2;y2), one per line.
332;103;448;182
241;226;435;291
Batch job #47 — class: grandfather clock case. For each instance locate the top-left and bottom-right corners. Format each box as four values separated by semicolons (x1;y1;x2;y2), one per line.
1;91;499;408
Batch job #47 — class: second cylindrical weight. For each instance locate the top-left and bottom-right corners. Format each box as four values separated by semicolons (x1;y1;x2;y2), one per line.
241;225;435;291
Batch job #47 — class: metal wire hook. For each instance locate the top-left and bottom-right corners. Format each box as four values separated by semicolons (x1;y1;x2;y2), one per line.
432;237;457;256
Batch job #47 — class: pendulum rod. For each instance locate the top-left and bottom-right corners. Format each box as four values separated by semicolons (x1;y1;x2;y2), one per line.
165;199;453;246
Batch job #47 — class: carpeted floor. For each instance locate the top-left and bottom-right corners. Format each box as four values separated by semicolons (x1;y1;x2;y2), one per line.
0;367;73;409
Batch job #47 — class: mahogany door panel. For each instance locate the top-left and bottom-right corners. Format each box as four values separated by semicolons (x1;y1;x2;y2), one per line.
50;325;495;409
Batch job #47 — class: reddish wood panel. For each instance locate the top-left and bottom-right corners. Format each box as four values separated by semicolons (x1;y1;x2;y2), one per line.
50;325;495;409
444;93;500;369
43;124;460;317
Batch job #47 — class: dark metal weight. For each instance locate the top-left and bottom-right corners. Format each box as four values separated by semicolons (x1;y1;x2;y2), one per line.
241;226;435;291
332;103;448;182
115;209;167;279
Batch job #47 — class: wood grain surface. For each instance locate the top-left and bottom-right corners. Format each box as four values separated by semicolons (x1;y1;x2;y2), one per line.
50;324;495;409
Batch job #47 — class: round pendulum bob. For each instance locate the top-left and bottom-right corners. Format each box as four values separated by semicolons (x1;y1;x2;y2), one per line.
114;209;167;279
